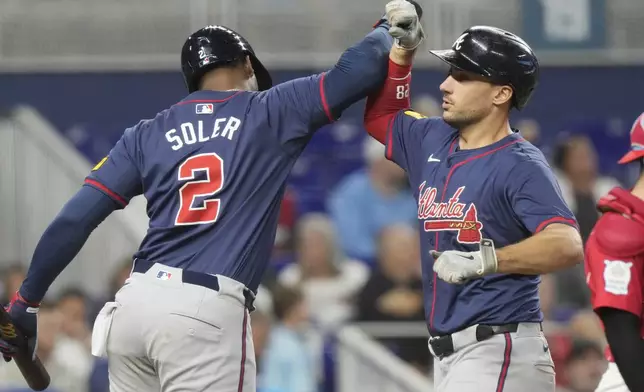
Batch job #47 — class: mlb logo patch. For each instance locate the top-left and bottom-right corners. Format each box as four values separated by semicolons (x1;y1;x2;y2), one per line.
196;103;214;115
156;270;172;280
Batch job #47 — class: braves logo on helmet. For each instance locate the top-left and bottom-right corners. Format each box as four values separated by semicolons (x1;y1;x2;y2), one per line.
418;183;483;243
453;33;468;51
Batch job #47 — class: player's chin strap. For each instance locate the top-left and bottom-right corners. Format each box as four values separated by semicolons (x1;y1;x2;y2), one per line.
477;239;498;276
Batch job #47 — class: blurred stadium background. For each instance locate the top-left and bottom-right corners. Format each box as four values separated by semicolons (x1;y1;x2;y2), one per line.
0;0;641;391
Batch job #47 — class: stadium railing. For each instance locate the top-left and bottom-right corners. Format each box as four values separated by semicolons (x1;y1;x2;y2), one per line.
335;325;433;392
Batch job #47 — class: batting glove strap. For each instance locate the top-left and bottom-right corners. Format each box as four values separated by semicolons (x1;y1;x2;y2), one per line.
478;239;498;275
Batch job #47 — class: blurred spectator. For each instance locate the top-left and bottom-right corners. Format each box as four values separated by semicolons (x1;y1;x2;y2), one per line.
1;264;26;303
278;213;369;330
251;310;273;371
553;135;619;243
540;274;584;323
356;225;429;372
567;310;606;348
273;188;298;260
88;358;109;392
558;339;606;392
328;137;416;264
260;285;316;392
539;274;557;320
515;118;541;145
413;95;441;118
88;258;132;323
252;284;274;371
56;288;92;345
55;288;104;392
0;303;90;392
108;259;133;300
552;135;619;310
53;290;95;391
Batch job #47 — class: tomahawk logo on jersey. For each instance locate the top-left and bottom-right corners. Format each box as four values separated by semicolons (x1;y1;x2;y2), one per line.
385;110;577;334
417;184;483;243
84;77;332;292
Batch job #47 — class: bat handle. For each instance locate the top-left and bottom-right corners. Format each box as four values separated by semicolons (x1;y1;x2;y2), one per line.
15;355;51;391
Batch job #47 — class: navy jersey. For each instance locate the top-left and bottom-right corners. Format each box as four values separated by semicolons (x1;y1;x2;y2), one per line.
85;76;331;291
385;110;577;335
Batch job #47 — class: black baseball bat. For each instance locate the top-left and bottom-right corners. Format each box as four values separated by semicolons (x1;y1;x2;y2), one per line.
0;306;50;391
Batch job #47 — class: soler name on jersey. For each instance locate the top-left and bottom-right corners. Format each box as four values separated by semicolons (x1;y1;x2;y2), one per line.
165;117;242;150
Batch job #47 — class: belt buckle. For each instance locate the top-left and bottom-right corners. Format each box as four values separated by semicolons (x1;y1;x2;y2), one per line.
430;335;454;359
475;325;496;342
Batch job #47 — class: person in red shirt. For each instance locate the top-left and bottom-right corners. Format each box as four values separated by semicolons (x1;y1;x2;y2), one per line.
585;112;644;392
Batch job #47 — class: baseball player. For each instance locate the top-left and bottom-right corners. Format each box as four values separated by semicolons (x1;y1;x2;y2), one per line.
0;2;421;389
364;4;584;391
585;112;644;392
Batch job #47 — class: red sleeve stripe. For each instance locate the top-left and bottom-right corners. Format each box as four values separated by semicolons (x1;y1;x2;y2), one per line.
15;292;40;307
319;72;334;123
535;216;578;233
85;179;127;207
385;114;396;160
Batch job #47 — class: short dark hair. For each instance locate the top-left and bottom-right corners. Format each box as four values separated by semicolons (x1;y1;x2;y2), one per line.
565;338;602;364
552;134;592;171
56;287;87;305
271;284;304;321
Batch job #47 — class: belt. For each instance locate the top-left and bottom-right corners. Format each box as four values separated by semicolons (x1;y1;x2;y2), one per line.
132;260;256;312
429;323;539;359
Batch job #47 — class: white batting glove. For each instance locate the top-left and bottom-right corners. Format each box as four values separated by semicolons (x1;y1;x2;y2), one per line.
430;239;498;284
385;0;425;50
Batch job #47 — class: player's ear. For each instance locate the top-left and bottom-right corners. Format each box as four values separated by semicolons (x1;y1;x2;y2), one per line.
244;56;255;79
492;85;513;107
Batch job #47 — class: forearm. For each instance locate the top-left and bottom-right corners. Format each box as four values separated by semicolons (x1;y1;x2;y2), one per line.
363;47;417;143
495;225;583;275
322;25;393;119
19;186;117;302
598;308;644;392
390;45;415;66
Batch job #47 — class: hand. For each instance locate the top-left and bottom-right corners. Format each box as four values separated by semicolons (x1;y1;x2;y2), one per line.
0;292;40;362
385;0;425;50
373;0;423;29
430;239;498;284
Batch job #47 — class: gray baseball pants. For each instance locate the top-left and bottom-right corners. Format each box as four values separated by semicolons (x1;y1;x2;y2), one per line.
431;322;556;392
92;263;255;392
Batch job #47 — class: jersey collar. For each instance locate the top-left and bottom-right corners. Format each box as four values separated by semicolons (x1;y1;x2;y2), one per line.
450;130;523;156
179;90;241;104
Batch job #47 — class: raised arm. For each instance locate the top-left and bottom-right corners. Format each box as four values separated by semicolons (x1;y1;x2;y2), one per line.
364;0;424;143
260;1;425;155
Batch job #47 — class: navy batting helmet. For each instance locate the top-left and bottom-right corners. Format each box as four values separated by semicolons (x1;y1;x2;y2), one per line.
181;25;272;93
429;26;539;110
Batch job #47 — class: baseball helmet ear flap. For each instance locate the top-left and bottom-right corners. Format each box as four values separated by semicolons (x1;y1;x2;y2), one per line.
248;54;272;91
